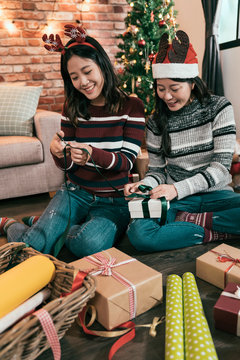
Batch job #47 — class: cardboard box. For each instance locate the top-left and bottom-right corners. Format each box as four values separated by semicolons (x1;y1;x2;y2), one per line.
196;243;240;289
128;197;170;218
70;247;162;330
214;282;240;336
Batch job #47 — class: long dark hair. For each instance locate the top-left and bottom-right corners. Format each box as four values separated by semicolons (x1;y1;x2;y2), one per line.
153;77;211;156
61;36;127;126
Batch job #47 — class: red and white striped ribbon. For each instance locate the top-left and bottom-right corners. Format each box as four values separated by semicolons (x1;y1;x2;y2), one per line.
86;252;137;319
34;308;61;360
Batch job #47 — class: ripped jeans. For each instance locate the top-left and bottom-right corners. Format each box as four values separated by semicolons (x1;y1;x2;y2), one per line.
6;183;130;257
127;190;240;252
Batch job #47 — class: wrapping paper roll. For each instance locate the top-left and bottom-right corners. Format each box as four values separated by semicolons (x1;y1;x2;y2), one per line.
182;272;218;360
0;255;55;318
165;274;184;360
0;288;51;333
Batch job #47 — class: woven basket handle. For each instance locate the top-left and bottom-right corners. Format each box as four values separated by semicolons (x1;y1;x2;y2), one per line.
34;309;61;360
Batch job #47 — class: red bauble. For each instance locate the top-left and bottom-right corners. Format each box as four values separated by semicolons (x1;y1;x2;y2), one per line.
138;39;146;47
159;20;166;27
123;31;131;38
148;53;155;62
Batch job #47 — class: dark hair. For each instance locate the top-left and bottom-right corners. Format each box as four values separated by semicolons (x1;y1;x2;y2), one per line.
153;77;211;156
61;36;127;126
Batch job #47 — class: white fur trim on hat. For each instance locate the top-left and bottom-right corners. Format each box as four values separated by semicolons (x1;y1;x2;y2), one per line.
152;63;199;79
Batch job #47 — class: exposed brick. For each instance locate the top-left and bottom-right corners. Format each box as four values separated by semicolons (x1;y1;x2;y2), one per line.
0;0;129;106
32;73;45;81
22;3;35;11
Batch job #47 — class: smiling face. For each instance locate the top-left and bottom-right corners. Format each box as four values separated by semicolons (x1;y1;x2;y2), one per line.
67;55;105;106
156;78;194;111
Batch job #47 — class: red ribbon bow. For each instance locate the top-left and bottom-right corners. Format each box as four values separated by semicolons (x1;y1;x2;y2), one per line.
211;250;240;287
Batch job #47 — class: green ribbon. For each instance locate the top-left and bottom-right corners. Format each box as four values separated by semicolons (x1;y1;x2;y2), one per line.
128;185;168;225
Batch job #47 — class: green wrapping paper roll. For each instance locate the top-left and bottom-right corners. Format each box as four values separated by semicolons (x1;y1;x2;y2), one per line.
182;272;218;360
165;274;184;360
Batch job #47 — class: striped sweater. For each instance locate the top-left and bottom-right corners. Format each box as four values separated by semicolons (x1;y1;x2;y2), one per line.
144;95;236;200
53;96;145;197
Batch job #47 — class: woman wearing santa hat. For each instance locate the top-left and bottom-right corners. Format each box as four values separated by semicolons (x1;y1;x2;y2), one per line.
124;30;240;252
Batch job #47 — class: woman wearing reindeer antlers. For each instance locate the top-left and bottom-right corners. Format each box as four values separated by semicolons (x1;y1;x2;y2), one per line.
124;30;240;252
0;24;145;258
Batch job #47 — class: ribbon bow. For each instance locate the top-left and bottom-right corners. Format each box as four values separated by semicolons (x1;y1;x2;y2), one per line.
214;252;240;265
211;250;240;287
85;251;137;319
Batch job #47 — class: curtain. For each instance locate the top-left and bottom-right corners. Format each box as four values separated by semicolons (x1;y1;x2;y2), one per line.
201;0;224;95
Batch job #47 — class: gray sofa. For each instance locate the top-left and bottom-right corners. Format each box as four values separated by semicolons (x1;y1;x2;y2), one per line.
0;110;64;200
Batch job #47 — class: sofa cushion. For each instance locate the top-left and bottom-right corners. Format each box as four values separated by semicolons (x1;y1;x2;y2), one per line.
0;136;44;168
0;86;42;136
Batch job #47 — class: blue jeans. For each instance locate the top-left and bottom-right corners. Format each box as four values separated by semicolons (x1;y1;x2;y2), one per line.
6;183;130;257
127;190;240;252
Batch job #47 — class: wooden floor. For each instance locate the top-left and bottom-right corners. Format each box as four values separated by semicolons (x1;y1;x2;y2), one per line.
1;193;240;359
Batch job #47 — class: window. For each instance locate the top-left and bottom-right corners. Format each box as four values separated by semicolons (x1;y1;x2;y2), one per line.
219;0;240;49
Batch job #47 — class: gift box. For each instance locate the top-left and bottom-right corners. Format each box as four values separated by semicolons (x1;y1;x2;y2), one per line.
196;243;240;289
70;247;163;330
128;197;169;218
214;282;240;336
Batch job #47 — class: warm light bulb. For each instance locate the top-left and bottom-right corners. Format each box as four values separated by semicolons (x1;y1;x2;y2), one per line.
4;21;16;33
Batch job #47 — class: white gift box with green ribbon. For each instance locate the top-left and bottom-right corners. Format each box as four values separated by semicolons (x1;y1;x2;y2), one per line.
128;197;170;220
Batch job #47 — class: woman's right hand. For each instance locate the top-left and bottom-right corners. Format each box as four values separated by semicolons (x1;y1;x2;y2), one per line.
124;180;144;198
50;130;68;158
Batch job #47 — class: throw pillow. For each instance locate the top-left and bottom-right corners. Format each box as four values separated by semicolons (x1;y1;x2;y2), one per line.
0;86;42;136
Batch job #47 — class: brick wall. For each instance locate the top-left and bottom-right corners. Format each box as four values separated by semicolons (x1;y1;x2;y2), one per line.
0;0;128;112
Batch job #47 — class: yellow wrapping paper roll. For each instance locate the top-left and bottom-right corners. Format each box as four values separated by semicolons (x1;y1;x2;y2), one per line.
0;255;55;318
182;272;218;360
165;274;184;360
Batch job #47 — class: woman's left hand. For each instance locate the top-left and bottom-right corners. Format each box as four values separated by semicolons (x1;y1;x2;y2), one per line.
149;184;178;201
69;142;92;166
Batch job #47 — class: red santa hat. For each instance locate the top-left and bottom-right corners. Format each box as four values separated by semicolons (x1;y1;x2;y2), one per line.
152;30;199;79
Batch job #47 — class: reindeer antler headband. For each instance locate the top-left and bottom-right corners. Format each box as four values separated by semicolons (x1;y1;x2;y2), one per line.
42;24;96;55
152;30;199;79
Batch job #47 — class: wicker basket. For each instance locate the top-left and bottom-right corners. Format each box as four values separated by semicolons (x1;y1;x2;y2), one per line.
0;242;96;360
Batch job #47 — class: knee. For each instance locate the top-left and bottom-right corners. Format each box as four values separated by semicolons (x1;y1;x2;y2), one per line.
127;220;150;251
66;222;116;257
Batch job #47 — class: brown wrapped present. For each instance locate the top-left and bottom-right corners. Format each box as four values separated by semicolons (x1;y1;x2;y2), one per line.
196;243;240;289
214;282;240;336
70;247;162;330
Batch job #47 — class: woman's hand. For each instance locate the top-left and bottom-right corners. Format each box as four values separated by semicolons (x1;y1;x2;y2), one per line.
69;142;92;166
149;184;178;201
50;130;68;158
124;180;144;198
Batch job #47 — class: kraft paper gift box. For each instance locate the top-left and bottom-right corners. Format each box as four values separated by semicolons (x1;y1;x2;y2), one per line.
214;282;240;336
196;243;240;289
128;197;170;218
70;247;163;330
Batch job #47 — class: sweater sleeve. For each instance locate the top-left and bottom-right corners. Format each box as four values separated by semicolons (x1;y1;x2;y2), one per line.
89;97;145;172
174;100;236;200
142;116;168;188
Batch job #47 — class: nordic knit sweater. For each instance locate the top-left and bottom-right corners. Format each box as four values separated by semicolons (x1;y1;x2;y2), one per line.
52;96;145;197
144;95;236;200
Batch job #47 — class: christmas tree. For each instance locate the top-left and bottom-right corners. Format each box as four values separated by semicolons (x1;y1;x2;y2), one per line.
115;0;178;116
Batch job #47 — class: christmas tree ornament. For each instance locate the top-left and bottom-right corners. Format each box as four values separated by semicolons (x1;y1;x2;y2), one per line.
139;51;143;56
145;60;151;74
129;47;135;54
150;11;154;22
138;39;146;47
148;53;155;62
159;20;166;28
